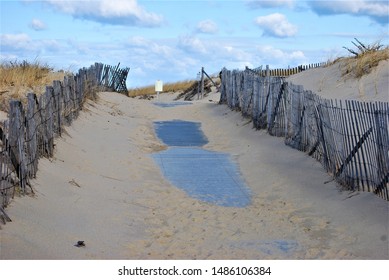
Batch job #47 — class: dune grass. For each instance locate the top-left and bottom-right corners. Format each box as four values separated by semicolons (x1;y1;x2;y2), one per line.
0;60;67;111
341;47;389;78
128;80;197;97
1;60;51;86
0;60;66;91
326;39;389;79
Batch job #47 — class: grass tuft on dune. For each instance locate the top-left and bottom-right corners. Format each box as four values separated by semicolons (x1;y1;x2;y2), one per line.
0;60;67;111
128;80;197;97
330;39;389;79
341;47;389;78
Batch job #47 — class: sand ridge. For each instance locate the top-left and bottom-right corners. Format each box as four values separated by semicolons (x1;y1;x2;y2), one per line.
0;90;388;259
287;59;389;102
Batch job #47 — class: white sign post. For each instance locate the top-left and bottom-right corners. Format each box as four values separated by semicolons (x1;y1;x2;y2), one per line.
155;80;163;100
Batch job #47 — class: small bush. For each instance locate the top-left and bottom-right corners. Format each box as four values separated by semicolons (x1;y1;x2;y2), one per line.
343;38;384;57
341;38;389;78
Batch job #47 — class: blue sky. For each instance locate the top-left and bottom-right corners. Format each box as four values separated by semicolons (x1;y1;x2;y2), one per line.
1;0;388;88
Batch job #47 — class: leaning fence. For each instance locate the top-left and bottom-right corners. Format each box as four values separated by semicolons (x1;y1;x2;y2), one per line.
219;67;389;201
101;63;130;93
0;62;129;224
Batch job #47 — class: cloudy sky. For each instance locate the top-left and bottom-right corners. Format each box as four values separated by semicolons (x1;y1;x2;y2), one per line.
1;0;388;88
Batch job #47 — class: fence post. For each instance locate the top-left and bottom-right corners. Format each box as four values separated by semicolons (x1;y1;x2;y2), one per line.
374;107;389;199
8;100;28;194
201;67;205;99
219;68;228;104
26;93;39;178
217;65;389;201
196;71;200;100
45;86;55;157
52;80;62;136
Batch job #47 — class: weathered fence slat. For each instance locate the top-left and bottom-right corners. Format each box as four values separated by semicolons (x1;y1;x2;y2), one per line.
0;121;14;211
220;67;389;201
26;93;39;178
0;62;131;222
330;100;346;184
268;79;285;136
100;63;130;93
374;102;389;198
361;102;377;190
8;100;28;194
355;101;370;191
0;205;12;223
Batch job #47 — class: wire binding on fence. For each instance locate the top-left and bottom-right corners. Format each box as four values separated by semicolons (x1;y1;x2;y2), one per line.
219;67;389;201
0;62;130;224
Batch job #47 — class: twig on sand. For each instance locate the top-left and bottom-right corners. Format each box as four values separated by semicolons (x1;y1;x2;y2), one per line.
100;174;123;181
68;179;81;188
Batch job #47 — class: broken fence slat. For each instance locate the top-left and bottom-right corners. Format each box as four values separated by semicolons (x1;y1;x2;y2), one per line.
1;62;128;216
0;205;12;223
220;67;389;201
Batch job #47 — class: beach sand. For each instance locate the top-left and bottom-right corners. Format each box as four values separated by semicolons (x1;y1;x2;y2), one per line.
0;72;388;259
287;59;388;102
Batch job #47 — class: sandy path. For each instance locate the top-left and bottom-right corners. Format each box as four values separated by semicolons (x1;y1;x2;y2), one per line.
0;91;388;259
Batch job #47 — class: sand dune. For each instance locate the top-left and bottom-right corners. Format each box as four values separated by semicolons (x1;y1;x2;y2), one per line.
287;59;388;102
0;87;387;259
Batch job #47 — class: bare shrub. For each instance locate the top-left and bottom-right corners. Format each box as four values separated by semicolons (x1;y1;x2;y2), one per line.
341;38;388;78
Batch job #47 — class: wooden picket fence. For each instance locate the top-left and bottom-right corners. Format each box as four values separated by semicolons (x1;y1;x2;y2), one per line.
101;63;130;93
0;62;130;225
246;62;327;77
219;67;389;201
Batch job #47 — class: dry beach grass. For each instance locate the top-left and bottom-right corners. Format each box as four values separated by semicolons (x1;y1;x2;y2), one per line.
128;80;197;97
340;47;389;79
0;60;66;112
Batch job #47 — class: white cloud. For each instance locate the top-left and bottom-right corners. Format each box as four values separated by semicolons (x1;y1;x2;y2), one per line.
258;45;284;59
122;36;203;86
127;36;174;57
42;39;61;51
29;19;47;31
248;0;295;9
1;33;63;54
308;0;389;25
44;0;164;27
221;45;252;62
127;36;150;47
177;35;207;54
67;39;91;54
125;36;191;74
0;33;32;49
256;45;307;65
196;20;219;34
0;53;19;61
255;13;298;38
